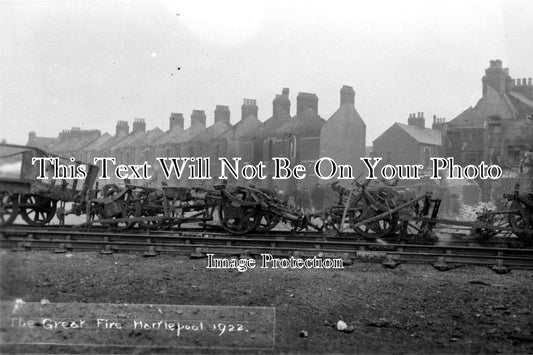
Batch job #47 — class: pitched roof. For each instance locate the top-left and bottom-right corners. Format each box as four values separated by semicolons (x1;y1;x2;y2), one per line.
324;104;366;128
27;136;55;151
448;85;526;128
395;123;442;145
510;91;533;111
219;114;262;140
190;121;233;142
82;133;113;151
447;106;485;128
49;131;100;153
98;131;129;151
136;128;165;147
276;108;325;135
156;125;185;146
260;110;291;136
111;131;146;150
173;124;206;144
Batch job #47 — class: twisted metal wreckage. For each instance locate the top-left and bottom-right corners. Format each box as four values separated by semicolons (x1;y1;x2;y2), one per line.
0;144;531;244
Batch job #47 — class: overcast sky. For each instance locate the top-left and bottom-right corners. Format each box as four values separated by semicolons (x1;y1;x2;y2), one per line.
1;0;532;145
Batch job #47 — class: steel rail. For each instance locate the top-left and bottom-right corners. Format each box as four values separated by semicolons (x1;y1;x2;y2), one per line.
1;226;533;272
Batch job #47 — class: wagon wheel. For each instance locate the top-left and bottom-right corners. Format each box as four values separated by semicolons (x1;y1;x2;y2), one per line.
19;194;57;227
508;199;532;242
348;191;399;239
0;192;19;226
256;189;281;232
218;188;262;235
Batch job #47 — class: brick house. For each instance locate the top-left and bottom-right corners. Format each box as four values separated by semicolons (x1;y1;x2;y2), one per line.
372;112;443;169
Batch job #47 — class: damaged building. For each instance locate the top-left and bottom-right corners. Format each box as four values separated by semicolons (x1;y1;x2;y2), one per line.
444;60;533;196
444;60;533;166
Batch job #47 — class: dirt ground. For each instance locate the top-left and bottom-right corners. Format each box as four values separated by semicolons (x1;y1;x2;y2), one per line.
0;250;532;354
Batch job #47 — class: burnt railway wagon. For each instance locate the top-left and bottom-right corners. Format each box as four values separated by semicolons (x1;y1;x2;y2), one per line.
0;144;99;226
0;143;442;240
472;187;533;243
2;144;530;244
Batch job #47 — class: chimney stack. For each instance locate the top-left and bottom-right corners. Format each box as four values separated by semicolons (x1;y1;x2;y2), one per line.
407;112;425;129
28;131;36;143
191;110;206;128
273;88;290;120
340;85;355;105
483;59;507;96
132;118;146;134
431;114;446;131
214;105;230;123
511;77;533;101
296;92;318;116
115;120;129;136
241;98;258;120
169;113;184;130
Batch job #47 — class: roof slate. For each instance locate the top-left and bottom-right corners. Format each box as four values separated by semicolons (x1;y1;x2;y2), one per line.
190;121;233;142
82;133;113;151
395;123;442;145
156;126;185;146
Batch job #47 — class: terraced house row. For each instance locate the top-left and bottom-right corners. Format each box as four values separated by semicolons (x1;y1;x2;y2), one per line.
26;60;533;196
27;85;367;191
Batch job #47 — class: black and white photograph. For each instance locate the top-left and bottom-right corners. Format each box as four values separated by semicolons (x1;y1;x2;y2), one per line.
1;0;532;353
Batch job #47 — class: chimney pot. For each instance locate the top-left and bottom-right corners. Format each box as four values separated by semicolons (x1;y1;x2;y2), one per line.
528;78;532;86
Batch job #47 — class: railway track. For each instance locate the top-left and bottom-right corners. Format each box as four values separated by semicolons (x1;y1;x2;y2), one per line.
1;226;532;274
